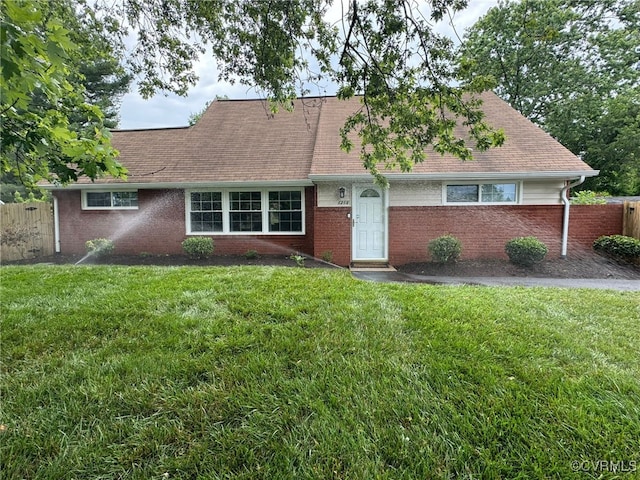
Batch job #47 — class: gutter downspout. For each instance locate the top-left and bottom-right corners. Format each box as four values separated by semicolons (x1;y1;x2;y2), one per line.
53;195;60;253
560;176;585;258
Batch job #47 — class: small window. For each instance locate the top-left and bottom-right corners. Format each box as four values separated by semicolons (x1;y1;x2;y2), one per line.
83;190;138;210
446;185;479;203
481;184;517;202
445;183;518;204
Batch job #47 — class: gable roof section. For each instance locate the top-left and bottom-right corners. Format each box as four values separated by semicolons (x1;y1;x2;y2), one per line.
60;91;595;188
182;98;321;183
72;97;323;186
309;92;595;179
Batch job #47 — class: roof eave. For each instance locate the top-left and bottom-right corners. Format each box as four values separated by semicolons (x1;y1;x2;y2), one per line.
309;170;599;182
42;179;315;190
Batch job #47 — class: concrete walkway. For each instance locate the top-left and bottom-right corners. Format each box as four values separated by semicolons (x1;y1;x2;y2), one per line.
352;270;640;291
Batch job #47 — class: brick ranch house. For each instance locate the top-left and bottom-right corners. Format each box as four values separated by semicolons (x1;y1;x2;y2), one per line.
44;92;622;266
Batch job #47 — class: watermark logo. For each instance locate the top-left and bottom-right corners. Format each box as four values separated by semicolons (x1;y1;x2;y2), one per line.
571;460;637;474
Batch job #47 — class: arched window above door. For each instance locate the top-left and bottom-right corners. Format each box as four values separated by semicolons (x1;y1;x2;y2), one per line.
360;189;380;198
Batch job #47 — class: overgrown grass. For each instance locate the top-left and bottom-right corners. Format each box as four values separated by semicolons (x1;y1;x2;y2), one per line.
1;265;639;479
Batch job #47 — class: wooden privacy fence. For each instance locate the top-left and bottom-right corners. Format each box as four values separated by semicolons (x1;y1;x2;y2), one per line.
0;202;54;262
623;201;640;240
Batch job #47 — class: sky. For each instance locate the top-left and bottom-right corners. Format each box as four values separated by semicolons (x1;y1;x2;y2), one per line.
117;0;499;130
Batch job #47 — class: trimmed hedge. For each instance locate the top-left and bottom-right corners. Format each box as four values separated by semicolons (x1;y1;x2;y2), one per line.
593;235;640;263
182;237;214;259
428;235;462;264
505;237;548;267
85;238;115;257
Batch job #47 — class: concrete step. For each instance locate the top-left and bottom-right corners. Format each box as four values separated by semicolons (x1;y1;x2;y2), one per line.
350;262;396;272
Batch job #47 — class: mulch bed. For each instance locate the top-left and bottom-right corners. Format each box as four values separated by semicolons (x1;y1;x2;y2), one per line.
4;252;639;279
3;253;336;269
397;254;640;279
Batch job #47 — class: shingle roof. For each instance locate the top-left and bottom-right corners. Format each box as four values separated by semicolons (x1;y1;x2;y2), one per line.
310;92;594;177
67;91;595;186
74;97;323;185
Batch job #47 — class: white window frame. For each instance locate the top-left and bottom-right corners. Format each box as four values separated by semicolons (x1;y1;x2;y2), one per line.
185;188;305;235
82;190;139;210
442;182;521;205
190;191;224;233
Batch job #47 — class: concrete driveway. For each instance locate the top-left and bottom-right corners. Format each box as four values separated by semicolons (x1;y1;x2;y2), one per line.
352;271;640;291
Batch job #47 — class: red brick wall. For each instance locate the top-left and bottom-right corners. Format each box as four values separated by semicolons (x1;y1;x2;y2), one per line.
55;188;315;257
57;188;622;264
388;205;566;264
389;204;624;265
56;189;187;254
312;207;352;266
568;204;623;249
311;204;624;266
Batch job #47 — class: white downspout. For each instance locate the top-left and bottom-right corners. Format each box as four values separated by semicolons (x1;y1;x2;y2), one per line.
560;176;585;258
53;194;61;253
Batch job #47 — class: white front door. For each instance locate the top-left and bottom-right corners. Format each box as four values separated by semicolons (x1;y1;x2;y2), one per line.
352;185;387;261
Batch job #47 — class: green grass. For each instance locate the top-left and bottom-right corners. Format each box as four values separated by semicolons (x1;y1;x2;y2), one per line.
1;265;639;479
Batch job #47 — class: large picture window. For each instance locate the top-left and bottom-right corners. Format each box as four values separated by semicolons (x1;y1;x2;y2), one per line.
186;189;304;234
82;190;138;210
445;183;518;204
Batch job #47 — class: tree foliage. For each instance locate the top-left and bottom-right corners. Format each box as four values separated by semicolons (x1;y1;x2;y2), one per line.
97;0;505;186
188;100;213;126
45;0;131;130
0;0;128;187
459;0;640;195
2;1;508;187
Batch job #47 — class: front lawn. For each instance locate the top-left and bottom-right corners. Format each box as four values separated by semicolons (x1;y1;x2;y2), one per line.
1;265;639;479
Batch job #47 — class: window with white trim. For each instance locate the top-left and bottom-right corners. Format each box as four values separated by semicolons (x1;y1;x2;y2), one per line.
268;191;302;232
186;189;304;234
82;190;138;210
445;183;518;204
190;192;223;232
230;191;262;232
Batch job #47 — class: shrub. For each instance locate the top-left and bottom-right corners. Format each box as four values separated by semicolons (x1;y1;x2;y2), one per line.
290;253;305;267
321;250;333;263
593;235;640;263
244;249;259;259
570;190;608;205
505;237;548;267
428;235;462;264
85;238;115;257
182;237;214;259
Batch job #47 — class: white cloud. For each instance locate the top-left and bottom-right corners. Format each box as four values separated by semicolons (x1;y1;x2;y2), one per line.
118;0;498;130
